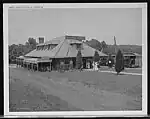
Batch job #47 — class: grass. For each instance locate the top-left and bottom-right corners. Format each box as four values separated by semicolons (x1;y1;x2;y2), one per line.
30;70;141;98
9;67;142;111
9;70;83;111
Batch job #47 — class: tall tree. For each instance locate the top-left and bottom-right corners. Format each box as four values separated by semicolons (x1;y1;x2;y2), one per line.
115;49;124;75
101;41;107;52
76;50;83;70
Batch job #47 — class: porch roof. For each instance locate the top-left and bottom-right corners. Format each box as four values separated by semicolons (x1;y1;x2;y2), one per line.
24;57;52;63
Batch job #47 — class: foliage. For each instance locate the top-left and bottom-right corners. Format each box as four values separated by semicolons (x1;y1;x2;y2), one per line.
103;45;142;55
115;49;124;74
85;39;142;55
93;50;100;62
101;41;107;50
85;39;108;51
85;39;102;51
76;50;83;69
9;37;37;64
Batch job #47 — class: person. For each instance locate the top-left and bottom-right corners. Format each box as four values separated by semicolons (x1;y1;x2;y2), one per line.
95;62;98;71
70;60;73;71
60;61;64;72
92;62;95;70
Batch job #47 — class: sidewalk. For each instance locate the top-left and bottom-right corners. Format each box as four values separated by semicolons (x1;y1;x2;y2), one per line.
84;68;142;76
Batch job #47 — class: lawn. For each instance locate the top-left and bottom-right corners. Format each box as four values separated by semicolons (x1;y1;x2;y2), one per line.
14;67;142;100
10;67;142;111
9;69;83;111
98;66;142;74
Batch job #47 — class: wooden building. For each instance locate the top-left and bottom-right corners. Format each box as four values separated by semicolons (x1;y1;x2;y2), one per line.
16;35;107;71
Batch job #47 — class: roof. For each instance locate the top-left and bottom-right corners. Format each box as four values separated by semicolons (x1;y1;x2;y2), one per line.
24;57;52;63
133;53;142;56
111;52;141;57
25;37;107;58
17;56;24;59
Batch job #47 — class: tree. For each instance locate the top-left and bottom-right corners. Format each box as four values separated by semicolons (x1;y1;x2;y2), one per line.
101;41;107;52
115;49;124;75
93;50;100;62
76;50;83;70
85;39;102;51
28;38;36;45
27;37;37;49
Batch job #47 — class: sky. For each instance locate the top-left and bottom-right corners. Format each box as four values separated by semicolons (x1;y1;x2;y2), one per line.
8;7;142;45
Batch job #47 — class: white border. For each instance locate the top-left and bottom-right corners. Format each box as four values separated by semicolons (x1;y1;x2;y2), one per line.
4;3;147;117
5;3;146;9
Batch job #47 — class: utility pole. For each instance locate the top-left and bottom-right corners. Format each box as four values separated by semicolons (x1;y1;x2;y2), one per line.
114;36;117;64
114;36;117;54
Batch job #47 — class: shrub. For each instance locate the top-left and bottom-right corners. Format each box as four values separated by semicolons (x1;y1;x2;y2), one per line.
76;50;83;69
93;50;100;62
115;49;124;74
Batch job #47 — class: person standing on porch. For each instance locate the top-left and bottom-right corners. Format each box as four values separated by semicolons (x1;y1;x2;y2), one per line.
70;60;73;71
60;60;64;72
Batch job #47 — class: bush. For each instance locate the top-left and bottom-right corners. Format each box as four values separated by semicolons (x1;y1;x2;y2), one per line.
76;50;83;69
93;50;100;62
115;49;124;74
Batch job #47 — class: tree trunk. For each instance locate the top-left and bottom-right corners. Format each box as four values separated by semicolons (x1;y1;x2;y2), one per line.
117;72;119;75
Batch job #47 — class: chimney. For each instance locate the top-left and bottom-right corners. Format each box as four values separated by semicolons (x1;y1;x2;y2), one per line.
39;37;44;44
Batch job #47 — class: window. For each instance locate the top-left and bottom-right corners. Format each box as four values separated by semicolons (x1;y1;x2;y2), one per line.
48;44;51;50
51;44;57;49
43;45;48;50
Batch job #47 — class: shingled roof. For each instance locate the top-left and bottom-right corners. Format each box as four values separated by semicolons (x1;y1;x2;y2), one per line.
25;36;107;58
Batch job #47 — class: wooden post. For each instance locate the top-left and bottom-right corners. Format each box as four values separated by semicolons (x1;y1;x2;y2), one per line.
18;59;19;67
23;61;24;68
49;62;51;72
16;58;18;67
19;59;20;67
27;63;29;70
31;63;33;71
37;63;39;71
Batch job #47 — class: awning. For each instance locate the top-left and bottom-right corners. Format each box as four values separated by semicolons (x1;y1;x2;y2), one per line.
24;58;52;63
16;56;24;59
24;58;38;64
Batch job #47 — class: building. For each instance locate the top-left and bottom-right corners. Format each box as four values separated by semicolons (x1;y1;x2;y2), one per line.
112;52;142;68
16;35;107;71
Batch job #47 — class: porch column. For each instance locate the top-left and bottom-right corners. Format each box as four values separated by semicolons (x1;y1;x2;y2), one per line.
19;59;20;67
27;62;28;69
16;59;18;67
18;59;19;67
31;63;33;71
49;62;51;72
37;63;39;71
23;61;24;68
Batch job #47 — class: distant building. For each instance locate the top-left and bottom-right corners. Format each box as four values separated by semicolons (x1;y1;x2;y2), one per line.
112;52;142;68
